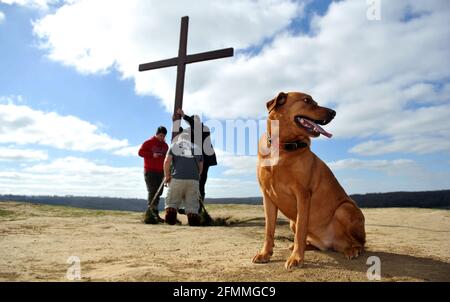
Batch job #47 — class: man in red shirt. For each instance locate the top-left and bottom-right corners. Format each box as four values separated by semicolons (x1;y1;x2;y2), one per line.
138;126;169;224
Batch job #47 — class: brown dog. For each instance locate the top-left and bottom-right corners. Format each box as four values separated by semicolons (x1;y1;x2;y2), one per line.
253;92;366;270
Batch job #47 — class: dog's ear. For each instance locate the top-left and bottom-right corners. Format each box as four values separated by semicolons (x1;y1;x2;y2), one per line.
266;92;287;113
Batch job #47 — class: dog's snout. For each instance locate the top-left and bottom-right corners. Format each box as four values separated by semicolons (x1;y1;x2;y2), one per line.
328;109;336;118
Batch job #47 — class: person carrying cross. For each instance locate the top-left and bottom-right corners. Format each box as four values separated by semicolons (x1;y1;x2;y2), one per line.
163;132;203;226
174;108;217;205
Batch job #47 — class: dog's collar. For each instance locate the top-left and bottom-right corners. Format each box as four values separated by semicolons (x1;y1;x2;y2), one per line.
266;118;307;151
267;136;308;151
281;140;308;151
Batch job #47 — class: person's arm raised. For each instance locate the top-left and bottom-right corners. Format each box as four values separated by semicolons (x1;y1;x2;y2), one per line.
177;108;195;128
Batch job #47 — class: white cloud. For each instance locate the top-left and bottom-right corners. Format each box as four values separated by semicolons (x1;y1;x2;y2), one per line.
0;147;48;161
206;178;260;198
32;0;450;156
0;101;129;152
25;156;130;174
113;145;140;157
215;149;257;176
32;0;303;103
328;158;450;194
0;155;260;198
0;95;24;104
348;103;450;155
350;137;450;156
328;158;418;174
0;156;144;197
0;0;61;10
0;11;5;24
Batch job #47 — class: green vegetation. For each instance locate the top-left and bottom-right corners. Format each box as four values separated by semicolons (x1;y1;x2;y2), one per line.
0;201;138;221
0;209;16;218
33;203;134;218
203;203;258;211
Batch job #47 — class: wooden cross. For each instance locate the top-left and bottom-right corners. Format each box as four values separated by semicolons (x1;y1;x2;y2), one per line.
139;16;234;139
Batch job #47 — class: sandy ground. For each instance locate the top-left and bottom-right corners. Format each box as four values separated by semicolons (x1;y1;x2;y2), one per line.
0;201;449;282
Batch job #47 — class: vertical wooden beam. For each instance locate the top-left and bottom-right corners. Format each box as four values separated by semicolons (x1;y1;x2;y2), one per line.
173;16;189;116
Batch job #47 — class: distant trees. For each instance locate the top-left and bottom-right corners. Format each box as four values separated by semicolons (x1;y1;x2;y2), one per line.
1;190;449;211
350;190;450;209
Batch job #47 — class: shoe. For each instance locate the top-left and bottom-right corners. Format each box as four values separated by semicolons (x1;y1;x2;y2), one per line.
150;209;165;223
165;207;178;225
187;213;201;226
143;208;158;224
156;214;165;223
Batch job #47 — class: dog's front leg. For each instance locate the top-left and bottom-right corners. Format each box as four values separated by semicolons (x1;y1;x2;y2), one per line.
252;193;277;263
285;191;311;270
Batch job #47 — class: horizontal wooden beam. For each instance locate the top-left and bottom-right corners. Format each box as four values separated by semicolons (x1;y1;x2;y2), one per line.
185;48;234;65
138;57;178;72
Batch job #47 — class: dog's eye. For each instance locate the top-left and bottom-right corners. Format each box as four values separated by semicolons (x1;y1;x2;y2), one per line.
303;98;312;104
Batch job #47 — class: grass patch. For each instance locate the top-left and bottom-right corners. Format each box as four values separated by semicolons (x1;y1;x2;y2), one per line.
0;207;24;221
0;209;16;218
0;201;138;219
204;204;260;211
210;216;236;226
32;203;136;218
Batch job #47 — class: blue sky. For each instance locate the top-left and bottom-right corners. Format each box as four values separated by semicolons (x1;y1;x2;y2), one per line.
0;0;449;198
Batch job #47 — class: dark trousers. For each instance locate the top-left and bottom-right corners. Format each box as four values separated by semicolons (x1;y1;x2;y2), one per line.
199;165;209;201
144;171;164;210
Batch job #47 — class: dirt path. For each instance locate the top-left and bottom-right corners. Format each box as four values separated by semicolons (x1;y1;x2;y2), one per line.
0;201;449;281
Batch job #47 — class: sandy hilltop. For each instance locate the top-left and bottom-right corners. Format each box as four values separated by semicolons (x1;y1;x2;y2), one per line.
0;201;449;282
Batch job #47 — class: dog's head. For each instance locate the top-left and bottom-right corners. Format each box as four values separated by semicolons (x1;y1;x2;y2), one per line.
266;92;336;141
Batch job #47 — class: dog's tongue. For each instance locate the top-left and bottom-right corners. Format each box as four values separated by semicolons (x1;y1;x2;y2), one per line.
300;118;333;138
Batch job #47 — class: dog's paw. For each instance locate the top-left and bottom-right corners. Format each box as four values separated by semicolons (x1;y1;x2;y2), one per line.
344;246;363;260
285;254;304;270
252;252;272;264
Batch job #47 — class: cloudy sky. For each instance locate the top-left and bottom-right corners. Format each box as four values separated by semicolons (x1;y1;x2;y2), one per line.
0;0;449;199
